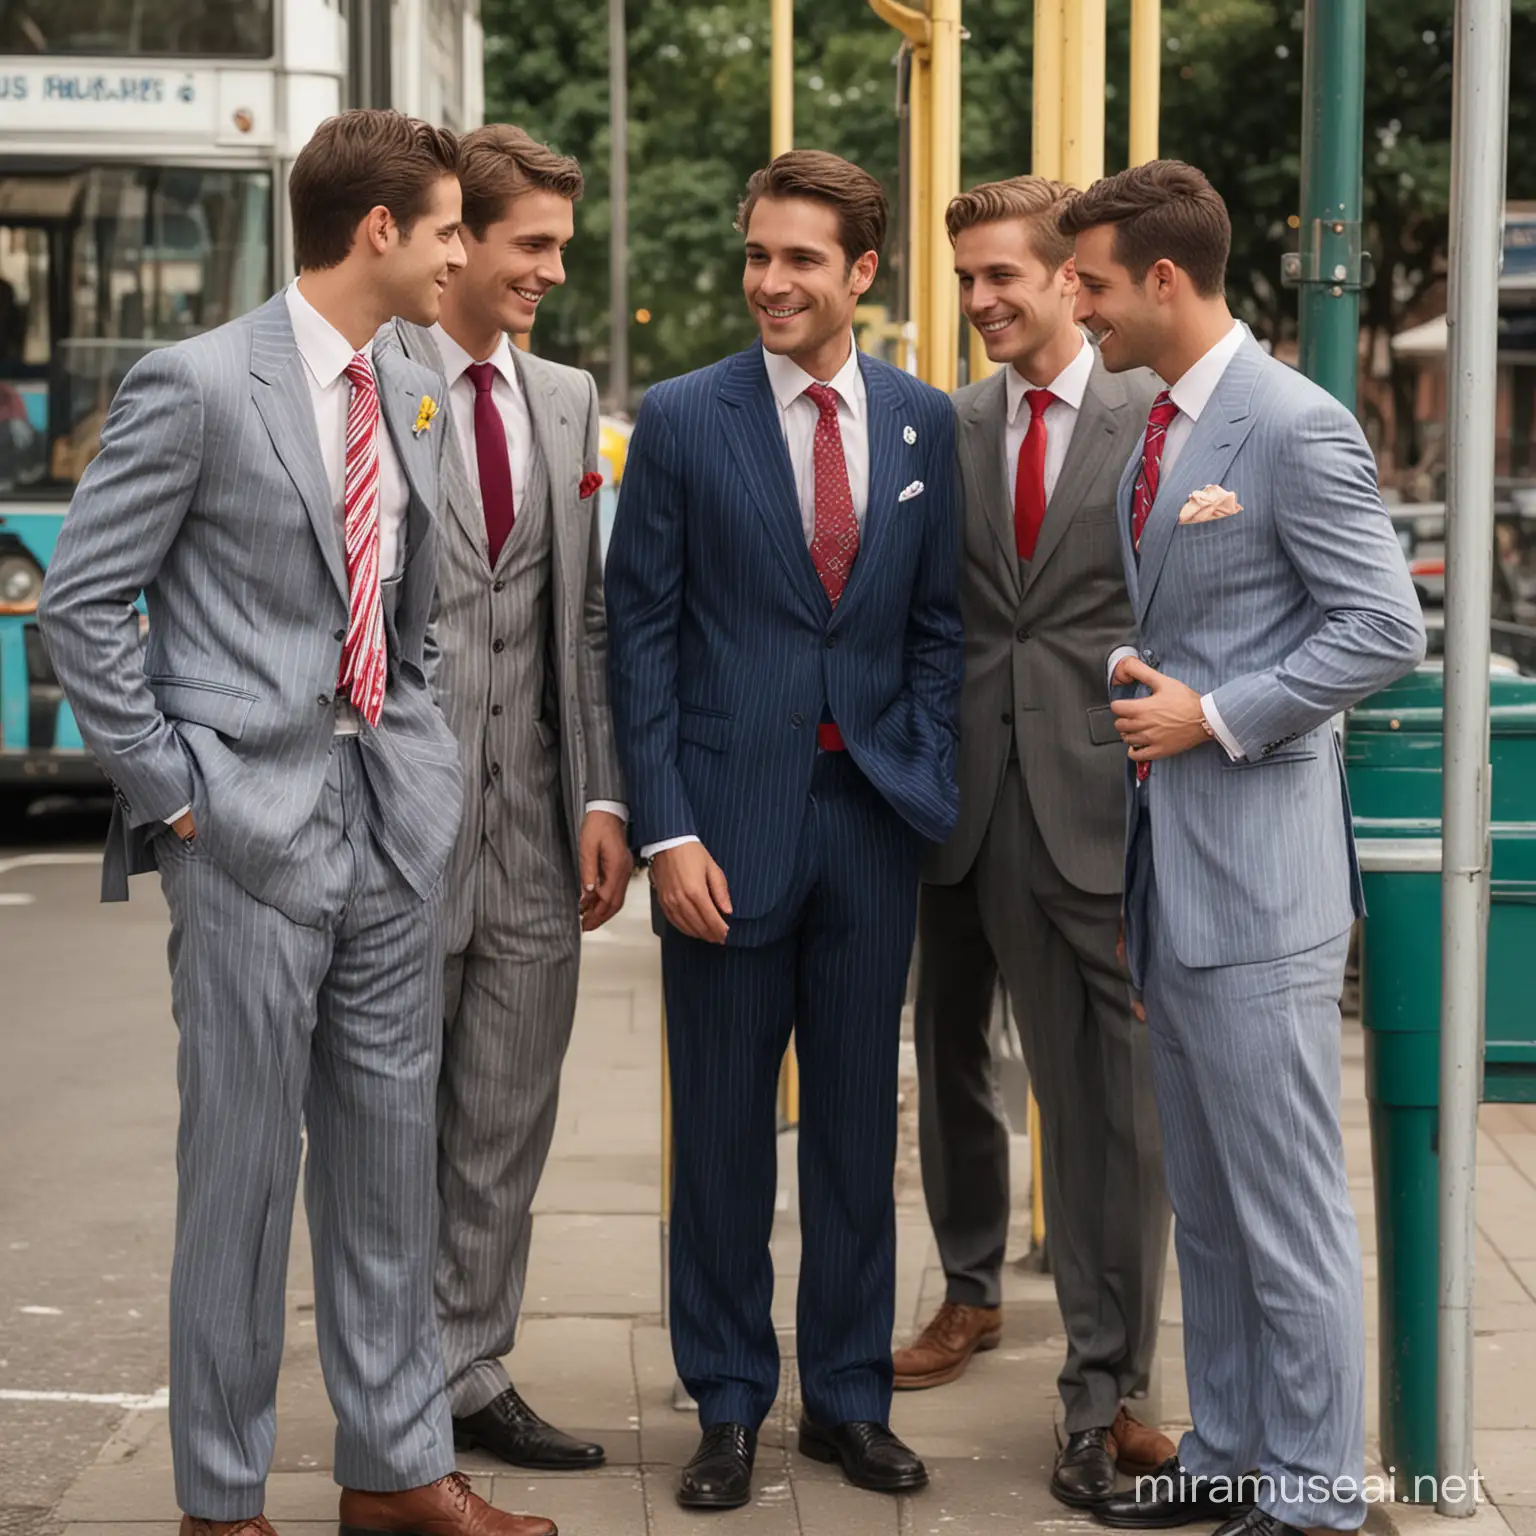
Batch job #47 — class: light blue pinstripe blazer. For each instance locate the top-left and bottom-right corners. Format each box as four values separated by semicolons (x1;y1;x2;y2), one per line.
1119;332;1426;968
605;345;963;921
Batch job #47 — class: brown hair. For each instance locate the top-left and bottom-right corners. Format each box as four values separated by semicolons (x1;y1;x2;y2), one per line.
457;123;585;240
289;109;459;271
946;176;1078;271
1057;160;1231;298
736;150;888;265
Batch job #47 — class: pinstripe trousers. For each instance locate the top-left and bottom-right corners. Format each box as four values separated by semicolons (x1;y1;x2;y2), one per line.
662;750;922;1431
157;739;454;1520
1137;814;1366;1531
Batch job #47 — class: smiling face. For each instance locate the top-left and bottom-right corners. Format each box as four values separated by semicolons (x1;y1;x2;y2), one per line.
1069;221;1170;374
454;188;574;337
954;218;1079;370
381;173;466;326
742;196;876;368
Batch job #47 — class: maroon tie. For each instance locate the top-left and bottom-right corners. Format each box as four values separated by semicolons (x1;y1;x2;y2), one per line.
1132;390;1179;550
1013;387;1055;561
803;382;859;605
466;362;515;565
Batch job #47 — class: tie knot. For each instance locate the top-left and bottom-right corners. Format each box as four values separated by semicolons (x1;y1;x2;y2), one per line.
804;381;841;420
345;353;376;395
467;361;498;395
1149;390;1178;428
1026;388;1055;419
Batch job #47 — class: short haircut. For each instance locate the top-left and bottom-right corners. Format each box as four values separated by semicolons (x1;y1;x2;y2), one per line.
737;150;889;265
1057;160;1231;298
457;123;585;240
946;176;1079;271
289;109;459;271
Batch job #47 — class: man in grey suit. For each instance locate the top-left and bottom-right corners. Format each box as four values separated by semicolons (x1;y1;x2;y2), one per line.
897;176;1172;1506
385;124;631;1472
38;111;555;1536
1059;162;1425;1536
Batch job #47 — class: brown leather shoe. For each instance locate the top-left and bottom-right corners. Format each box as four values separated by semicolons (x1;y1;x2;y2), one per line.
1111;1405;1177;1476
339;1472;556;1536
179;1519;280;1536
892;1301;1003;1389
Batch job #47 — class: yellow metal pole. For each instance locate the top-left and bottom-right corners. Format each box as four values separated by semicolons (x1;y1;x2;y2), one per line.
907;46;930;381
1032;0;1065;180
771;0;794;157
1128;0;1161;165
1061;0;1107;188
925;0;962;394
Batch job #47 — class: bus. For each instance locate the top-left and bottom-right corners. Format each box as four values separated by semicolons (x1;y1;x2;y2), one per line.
0;0;482;788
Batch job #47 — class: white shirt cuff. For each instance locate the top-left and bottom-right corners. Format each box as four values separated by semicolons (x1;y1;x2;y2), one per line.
1106;645;1139;692
585;800;629;823
1201;692;1246;761
164;805;192;825
641;834;701;859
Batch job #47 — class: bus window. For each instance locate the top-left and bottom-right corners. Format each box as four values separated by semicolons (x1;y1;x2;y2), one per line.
0;0;273;58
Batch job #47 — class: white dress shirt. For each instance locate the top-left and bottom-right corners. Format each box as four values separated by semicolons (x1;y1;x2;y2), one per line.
431;322;626;830
1004;330;1094;512
641;338;867;861
1107;320;1248;759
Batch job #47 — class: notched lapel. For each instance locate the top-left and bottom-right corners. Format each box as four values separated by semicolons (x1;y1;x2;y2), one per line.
959;372;1018;600
372;345;439;561
834;356;907;621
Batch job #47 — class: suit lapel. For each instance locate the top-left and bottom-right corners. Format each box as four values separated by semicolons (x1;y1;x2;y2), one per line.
958;371;1018;604
717;348;828;621
833;353;903;623
372;341;436;566
1134;337;1266;622
514;347;577;584
248;294;348;604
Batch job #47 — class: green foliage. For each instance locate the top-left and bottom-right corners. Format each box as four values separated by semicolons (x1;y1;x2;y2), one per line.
484;0;1536;389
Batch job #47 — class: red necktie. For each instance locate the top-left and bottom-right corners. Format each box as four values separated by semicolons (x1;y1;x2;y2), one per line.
1132;390;1180;550
467;362;516;565
1013;387;1055;560
337;353;387;728
804;382;859;606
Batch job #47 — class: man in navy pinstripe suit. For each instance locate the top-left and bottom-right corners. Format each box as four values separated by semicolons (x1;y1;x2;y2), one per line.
606;150;962;1511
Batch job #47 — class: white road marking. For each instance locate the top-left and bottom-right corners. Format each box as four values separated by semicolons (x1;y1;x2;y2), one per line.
0;1387;169;1410
0;893;35;906
0;853;101;877
17;1306;62;1316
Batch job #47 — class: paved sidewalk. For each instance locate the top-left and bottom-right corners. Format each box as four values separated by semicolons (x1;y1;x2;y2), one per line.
45;886;1536;1535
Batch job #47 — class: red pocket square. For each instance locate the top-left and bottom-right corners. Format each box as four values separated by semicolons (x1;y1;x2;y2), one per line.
579;471;604;500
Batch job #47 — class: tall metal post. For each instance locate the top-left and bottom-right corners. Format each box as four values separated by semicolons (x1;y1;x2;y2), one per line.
607;0;630;413
1128;0;1160;166
1295;0;1366;407
771;0;794;156
1437;0;1509;1508
926;0;962;392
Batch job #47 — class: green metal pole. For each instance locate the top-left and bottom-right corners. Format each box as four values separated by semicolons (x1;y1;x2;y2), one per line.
1294;0;1367;407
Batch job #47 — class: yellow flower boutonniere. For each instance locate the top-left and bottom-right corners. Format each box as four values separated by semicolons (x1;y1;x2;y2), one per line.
413;395;438;436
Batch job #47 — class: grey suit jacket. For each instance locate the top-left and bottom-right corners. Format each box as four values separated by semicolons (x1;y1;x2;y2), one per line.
1119;332;1426;969
385;321;625;871
38;292;463;910
928;351;1159;893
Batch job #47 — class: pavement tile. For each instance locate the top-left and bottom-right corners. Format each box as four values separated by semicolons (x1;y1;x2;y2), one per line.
522;1215;661;1317
485;1471;647;1531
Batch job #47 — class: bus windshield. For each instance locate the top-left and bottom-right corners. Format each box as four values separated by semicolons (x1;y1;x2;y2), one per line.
0;163;272;498
0;0;272;58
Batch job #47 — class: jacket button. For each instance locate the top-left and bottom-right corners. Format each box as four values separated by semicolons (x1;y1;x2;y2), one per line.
490;762;502;778
491;704;503;717
790;712;804;728
1016;626;1029;643
333;627;346;642
317;693;330;707
493;580;505;593
1001;710;1013;725
492;638;505;654
826;635;837;649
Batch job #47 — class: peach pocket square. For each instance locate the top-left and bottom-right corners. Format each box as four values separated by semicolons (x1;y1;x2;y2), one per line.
1178;484;1243;524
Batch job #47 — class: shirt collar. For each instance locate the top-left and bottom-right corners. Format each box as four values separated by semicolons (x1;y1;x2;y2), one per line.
1167;320;1245;424
1005;329;1092;424
762;336;864;420
286;278;366;390
433;323;523;399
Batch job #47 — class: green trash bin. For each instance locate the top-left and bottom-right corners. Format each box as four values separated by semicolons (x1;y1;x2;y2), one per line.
1346;667;1536;1486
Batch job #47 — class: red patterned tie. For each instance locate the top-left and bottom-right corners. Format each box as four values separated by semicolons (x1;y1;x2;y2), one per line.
1132;390;1180;550
804;382;859;605
1013;387;1055;560
466;361;516;565
337;353;388;728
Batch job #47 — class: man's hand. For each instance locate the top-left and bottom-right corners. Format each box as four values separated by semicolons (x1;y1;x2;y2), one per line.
170;809;197;842
650;841;732;944
1110;657;1209;762
578;810;633;932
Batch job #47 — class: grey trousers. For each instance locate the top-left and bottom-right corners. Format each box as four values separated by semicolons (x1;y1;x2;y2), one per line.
436;831;580;1418
157;740;454;1520
1140;856;1366;1530
915;760;1169;1431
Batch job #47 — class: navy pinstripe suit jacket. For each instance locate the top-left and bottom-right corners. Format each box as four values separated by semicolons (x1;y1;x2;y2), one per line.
605;344;964;921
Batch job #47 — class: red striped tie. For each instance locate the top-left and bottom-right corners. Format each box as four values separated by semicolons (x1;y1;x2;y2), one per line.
1132;390;1180;550
337;353;388;728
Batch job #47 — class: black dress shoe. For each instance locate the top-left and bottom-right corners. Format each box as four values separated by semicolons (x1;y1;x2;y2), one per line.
1095;1457;1256;1529
797;1419;928;1493
1052;1426;1118;1508
452;1385;605;1470
1213;1509;1304;1536
678;1423;756;1510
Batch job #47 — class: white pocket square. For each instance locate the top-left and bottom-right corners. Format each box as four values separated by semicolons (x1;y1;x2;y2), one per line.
898;480;925;503
1178;484;1243;523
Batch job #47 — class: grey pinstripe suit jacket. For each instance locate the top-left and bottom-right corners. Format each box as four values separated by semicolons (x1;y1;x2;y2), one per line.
383;321;625;866
37;292;463;910
1119;331;1426;968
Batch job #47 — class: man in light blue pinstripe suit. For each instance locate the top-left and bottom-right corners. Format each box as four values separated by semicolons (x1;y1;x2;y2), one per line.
38;111;555;1536
1056;163;1425;1536
606;151;963;1511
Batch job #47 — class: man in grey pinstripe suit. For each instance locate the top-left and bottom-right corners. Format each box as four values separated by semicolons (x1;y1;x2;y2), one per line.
1057;163;1425;1536
384;125;630;1473
38;111;555;1536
